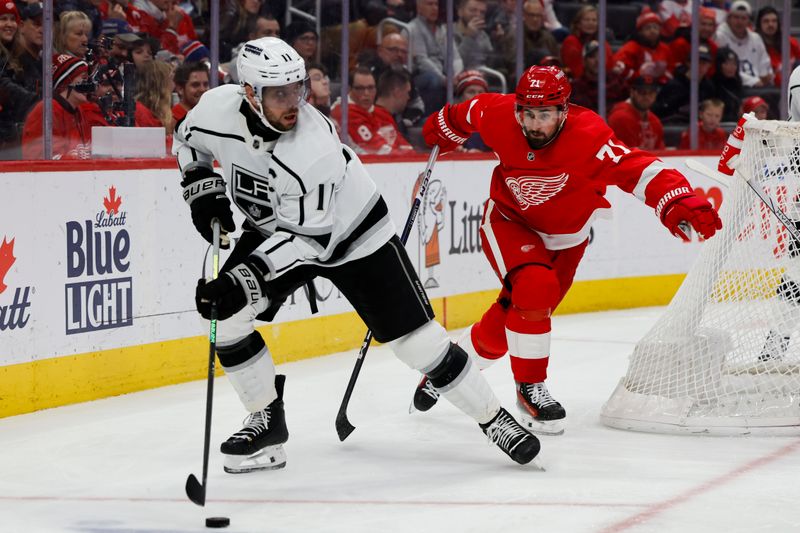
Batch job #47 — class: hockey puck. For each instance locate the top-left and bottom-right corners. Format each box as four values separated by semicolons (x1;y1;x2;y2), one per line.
205;516;230;528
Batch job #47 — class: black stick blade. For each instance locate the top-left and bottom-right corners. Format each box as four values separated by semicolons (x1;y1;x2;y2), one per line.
335;412;355;441
185;474;206;506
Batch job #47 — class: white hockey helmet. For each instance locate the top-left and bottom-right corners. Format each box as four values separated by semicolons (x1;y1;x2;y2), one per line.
237;37;307;130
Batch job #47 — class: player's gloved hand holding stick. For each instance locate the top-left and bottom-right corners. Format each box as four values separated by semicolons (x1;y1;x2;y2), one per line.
660;193;722;241
182;167;236;248
196;261;269;321
422;104;470;153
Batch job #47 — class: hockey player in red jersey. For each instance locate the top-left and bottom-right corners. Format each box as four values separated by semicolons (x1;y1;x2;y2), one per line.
411;65;722;434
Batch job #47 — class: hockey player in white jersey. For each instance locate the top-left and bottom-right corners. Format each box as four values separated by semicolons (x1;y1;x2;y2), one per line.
173;37;540;472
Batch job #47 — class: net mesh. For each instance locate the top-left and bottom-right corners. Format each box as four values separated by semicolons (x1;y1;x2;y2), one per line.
601;119;800;435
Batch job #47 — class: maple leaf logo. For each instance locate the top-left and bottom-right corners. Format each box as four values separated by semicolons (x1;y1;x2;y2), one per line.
104;186;122;215
0;236;16;295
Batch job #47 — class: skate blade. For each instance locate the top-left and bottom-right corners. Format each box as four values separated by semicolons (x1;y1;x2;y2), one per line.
223;445;287;474
519;414;565;436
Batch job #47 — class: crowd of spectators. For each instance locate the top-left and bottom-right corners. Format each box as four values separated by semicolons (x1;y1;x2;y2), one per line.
0;0;797;160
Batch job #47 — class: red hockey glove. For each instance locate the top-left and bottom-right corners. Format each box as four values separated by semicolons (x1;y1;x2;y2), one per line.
718;114;750;176
422;104;469;153
661;194;722;242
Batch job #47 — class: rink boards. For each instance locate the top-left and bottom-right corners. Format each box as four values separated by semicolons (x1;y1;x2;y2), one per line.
0;153;725;417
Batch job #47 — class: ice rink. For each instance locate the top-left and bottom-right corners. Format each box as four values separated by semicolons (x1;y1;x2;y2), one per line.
2;307;799;533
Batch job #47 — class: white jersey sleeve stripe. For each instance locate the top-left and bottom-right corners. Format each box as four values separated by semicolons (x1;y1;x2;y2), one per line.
632;160;668;201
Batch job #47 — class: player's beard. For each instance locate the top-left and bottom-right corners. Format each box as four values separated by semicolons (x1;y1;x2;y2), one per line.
524;128;555;149
264;106;299;131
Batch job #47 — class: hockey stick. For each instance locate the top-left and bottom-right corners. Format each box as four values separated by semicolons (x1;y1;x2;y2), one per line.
186;219;221;507
335;145;441;442
685;158;800;242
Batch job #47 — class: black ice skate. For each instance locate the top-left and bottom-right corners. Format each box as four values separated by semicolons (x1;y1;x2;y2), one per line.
409;375;440;413
479;408;541;465
221;374;289;473
516;381;566;436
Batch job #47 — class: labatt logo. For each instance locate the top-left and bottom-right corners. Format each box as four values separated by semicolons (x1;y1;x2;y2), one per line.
64;186;133;334
0;236;33;331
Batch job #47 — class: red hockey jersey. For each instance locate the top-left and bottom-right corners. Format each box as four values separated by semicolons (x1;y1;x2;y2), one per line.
447;93;692;249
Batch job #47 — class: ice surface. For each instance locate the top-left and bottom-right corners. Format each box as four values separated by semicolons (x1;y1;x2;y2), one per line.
1;307;799;532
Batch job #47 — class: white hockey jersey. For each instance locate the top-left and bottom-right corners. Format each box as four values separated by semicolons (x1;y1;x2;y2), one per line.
789;65;800;121
715;23;773;87
174;84;396;280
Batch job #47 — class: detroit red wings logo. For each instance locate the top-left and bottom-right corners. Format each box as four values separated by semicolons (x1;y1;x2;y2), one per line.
505;173;569;210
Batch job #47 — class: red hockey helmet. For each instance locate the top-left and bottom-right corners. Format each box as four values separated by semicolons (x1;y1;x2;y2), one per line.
515;65;571;108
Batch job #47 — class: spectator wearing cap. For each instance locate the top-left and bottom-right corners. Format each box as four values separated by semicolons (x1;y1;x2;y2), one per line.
0;0;18;51
612;7;675;85
679;98;727;150
658;0;692;40
653;44;716;121
22;54;92;159
608;75;665;150
172;61;209;123
284;19;318;63
55;11;92;59
126;0;197;55
705;0;730;26
711;46;744;121
220;0;261;62
742;95;768;119
14;2;43;96
408;0;464;114
124;33;154;69
570;40;627;112
715;0;773;87
495;0;558;83
181;40;208;63
454;0;493;70
560;5;614;79
330;65;412;155
454;69;490;152
756;6;800;86
670;7;719;74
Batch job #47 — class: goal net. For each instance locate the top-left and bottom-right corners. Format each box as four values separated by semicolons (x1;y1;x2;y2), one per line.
601;118;800;435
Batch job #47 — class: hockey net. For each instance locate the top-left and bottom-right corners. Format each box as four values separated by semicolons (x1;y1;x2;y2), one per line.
601;118;800;435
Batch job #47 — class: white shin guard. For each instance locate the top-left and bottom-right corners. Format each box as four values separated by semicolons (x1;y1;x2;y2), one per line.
437;357;501;425
224;349;277;412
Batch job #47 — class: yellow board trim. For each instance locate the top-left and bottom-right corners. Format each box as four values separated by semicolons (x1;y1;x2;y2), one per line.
0;274;685;419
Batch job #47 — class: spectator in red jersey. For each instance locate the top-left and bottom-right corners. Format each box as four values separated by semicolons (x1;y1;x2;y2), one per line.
172;61;209;123
55;11;91;59
679;98;727;150
22;54;92;159
756;6;800;86
559;5;614;80
670;7;718;73
612;7;675;85
607;75;665;150
80;63;125;128
134;59;174;132
330;65;412;155
126;0;197;55
658;0;691;40
570;40;627;112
